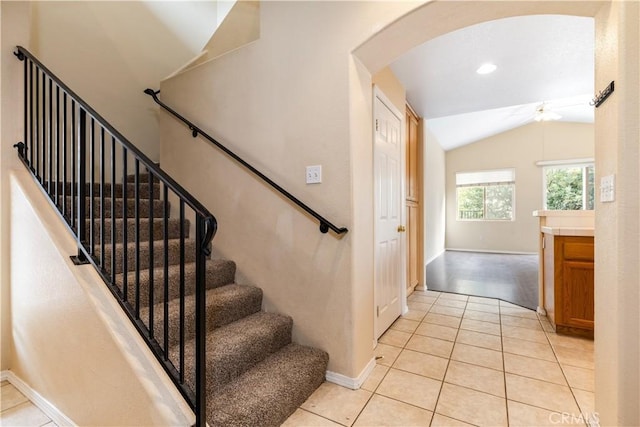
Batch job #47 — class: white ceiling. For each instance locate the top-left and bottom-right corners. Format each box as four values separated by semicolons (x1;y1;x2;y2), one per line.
389;15;595;151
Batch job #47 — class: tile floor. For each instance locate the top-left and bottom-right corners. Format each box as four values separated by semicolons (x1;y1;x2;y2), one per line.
284;290;595;427
0;381;57;426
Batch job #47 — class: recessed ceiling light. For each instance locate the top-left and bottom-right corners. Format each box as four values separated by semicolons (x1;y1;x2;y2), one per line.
476;63;497;75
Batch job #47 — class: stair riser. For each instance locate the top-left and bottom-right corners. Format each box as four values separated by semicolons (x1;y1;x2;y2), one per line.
65;197;166;219
96;239;197;275
143;286;263;348
114;260;236;308
88;218;189;245
48;182;160;199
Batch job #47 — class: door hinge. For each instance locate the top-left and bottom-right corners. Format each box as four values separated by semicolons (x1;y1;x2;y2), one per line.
376;306;380;317
542;235;545;249
375;119;379;131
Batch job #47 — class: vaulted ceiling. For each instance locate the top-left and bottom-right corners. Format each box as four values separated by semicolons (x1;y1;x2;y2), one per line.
389;15;595;151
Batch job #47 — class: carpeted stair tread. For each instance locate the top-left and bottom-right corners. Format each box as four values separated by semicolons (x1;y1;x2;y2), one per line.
95;237;197;275
48;181;160;199
175;312;293;393
89;217;188;244
65;196;165;218
115;259;236;306
142;284;263;347
208;343;328;427
127;173;160;183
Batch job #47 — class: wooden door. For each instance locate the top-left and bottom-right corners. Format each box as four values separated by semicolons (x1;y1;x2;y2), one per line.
374;91;403;339
405;105;422;293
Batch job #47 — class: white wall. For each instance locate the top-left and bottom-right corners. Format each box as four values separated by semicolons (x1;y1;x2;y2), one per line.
9;170;192;426
29;1;218;161
594;1;640;424
423;125;446;265
445;122;594;253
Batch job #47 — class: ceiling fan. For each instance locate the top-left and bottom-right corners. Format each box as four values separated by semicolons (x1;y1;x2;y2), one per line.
534;103;562;122
506;94;594;124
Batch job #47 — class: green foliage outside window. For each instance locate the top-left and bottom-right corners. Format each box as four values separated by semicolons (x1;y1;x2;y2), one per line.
457;184;513;220
545;165;594;210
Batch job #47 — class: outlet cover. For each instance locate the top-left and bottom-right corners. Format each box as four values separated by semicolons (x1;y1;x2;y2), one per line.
306;165;322;184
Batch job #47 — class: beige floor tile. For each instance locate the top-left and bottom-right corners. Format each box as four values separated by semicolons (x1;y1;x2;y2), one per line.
444;360;505;397
429;305;464;318
0;402;51;427
402;309;428;322
502;336;556;361
501;315;543;331
465;302;500;314
361;364;389;392
408;294;437;305
435;299;467;309
408;301;432;312
391;318;420;334
500;306;539;319
463;309;500;324
423;313;462;328
455;329;502;351
376;368;442;410
374;343;402;367
414;323;458;342
459;318;501;336
0;384;29;411
300;382;372;427
430;413;475;427
406;334;454;358
500;301;526;309
438;293;468;301
379;329;412;348
553;344;595;370
467;296;499;306
507;400;584;426
424;290;442;297
451;343;503;371
502;324;548;344
435;383;507;426
353;394;433;426
563;365;594;391
282;409;343;426
546;334;594;352
540;318;556;333
505;373;580;414
504;353;567;385
393;349;449;380
572;389;595;415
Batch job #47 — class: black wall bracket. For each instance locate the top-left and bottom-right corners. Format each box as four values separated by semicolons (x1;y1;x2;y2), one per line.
591;81;615;108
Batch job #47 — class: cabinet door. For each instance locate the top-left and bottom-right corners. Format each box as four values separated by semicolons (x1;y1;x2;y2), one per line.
561;261;595;330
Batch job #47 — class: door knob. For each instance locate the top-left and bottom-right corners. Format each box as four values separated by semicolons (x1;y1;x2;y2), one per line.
397;225;406;232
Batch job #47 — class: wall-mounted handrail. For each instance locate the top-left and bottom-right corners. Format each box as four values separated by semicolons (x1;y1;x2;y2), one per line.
144;89;349;236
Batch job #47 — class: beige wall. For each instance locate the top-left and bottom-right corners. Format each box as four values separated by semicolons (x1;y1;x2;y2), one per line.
9;170;192;426
423;125;446;265
594;1;640;425
445;122;594;253
1;0;31;372
159;1;419;378
29;1;217;161
372;67;406;113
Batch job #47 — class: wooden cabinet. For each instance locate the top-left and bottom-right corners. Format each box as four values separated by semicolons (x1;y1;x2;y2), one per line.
543;234;594;338
405;106;422;292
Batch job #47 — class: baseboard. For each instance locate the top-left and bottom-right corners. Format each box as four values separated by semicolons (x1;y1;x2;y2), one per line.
445;248;538;256
325;357;376;390
1;370;76;426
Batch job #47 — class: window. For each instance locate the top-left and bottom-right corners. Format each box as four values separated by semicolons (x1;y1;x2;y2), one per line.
543;162;595;210
456;169;515;221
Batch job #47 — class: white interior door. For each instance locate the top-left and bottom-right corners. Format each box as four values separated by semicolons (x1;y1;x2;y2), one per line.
374;89;404;339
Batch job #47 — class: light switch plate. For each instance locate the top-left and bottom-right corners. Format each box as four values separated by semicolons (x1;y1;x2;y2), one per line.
306;165;322;184
600;174;615;203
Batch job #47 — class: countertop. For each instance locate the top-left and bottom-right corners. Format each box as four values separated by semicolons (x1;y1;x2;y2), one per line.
540;226;594;237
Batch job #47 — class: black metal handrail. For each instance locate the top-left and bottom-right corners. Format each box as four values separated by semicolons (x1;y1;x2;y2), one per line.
144;89;349;236
14;46;211;426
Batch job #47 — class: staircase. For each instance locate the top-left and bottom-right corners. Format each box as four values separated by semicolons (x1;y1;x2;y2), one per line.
13;46;329;427
81;172;329;426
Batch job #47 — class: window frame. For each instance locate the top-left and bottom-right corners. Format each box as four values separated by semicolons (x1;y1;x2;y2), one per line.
541;160;595;211
455;168;516;222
